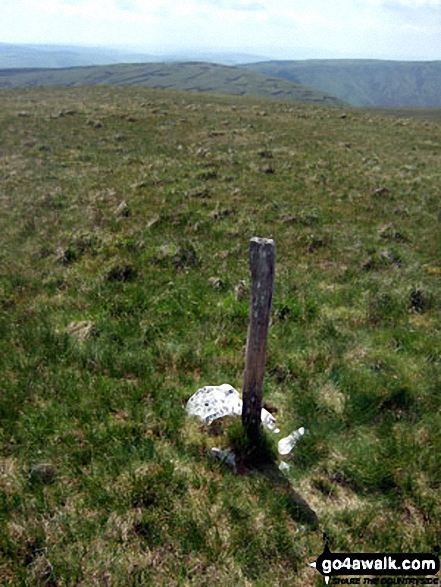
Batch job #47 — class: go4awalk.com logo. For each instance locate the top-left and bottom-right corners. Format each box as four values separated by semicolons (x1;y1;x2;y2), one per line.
309;535;440;585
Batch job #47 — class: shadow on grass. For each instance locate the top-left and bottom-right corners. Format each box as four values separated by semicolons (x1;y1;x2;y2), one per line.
230;426;319;530
185;420;319;529
253;460;319;529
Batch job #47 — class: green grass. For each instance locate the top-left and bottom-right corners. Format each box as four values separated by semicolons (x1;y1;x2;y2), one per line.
0;61;345;107
1;85;441;585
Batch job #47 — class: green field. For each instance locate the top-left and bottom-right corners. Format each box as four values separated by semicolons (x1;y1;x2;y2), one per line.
1;86;441;586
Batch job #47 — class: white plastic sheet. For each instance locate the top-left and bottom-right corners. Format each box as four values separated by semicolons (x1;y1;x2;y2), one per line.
186;384;280;433
186;384;306;470
186;384;242;425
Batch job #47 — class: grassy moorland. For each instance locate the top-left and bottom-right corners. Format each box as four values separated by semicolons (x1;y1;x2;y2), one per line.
0;86;441;586
0;62;344;107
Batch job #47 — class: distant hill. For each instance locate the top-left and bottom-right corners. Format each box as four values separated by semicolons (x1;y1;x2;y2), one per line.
0;62;345;106
0;43;269;68
0;43;160;69
241;60;441;107
155;50;270;66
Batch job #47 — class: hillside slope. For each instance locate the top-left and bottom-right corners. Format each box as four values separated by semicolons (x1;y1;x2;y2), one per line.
0;61;345;106
242;60;441;107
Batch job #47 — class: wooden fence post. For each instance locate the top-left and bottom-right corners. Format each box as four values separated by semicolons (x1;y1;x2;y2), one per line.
242;237;276;444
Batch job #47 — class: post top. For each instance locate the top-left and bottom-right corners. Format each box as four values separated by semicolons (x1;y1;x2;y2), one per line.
250;237;275;246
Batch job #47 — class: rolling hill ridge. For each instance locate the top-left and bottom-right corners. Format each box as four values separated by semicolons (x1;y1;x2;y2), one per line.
0;42;269;68
0;61;345;106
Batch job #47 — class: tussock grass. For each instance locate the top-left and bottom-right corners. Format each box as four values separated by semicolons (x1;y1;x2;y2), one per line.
1;86;441;585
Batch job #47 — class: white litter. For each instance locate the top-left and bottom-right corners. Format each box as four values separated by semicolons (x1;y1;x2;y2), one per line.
260;408;280;434
186;384;242;425
277;427;306;455
186;385;306;470
186;384;280;433
278;461;290;472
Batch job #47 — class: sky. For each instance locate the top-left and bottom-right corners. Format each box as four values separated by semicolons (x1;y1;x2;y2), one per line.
1;0;441;60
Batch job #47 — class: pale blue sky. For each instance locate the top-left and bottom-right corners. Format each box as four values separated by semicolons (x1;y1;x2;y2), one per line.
2;0;440;60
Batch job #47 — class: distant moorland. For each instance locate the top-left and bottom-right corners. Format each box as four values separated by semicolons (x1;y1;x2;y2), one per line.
243;59;441;107
0;61;345;106
1;54;441;108
0;43;268;69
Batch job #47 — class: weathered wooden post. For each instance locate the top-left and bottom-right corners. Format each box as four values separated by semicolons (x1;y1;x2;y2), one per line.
242;237;276;444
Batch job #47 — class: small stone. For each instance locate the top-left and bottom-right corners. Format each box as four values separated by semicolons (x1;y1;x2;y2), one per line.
374;187;390;197
208;277;224;289
261;165;275;174
30;463;56;485
234;280;249;301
